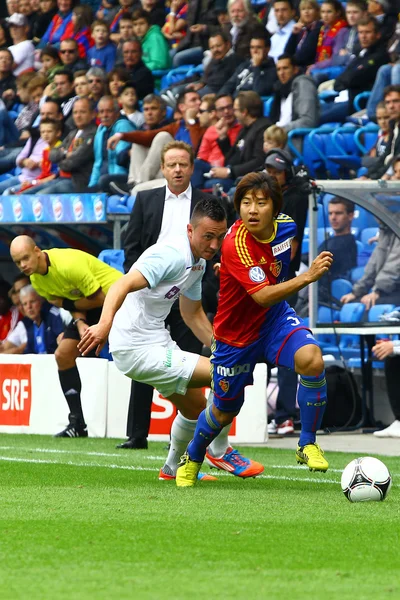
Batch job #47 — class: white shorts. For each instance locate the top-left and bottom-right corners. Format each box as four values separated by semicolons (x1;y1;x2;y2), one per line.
112;339;200;398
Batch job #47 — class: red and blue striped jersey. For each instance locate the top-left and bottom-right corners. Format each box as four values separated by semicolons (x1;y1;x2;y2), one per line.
213;215;297;347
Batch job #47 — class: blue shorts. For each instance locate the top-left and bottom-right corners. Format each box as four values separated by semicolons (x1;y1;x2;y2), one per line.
211;303;319;413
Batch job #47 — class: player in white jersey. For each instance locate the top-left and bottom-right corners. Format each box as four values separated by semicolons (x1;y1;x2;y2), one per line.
79;198;264;481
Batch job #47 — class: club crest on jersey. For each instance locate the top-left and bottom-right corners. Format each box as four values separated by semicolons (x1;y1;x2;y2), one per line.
219;379;230;393
269;260;282;278
249;266;266;283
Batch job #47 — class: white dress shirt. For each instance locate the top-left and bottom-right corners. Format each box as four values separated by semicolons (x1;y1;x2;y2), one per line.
269;20;297;63
157;184;192;243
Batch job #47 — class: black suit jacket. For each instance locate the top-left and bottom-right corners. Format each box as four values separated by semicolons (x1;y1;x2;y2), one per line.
122;186;222;312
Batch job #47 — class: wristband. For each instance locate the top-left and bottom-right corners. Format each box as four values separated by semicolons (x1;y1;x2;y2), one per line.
73;318;87;326
63;298;76;311
169;11;176;16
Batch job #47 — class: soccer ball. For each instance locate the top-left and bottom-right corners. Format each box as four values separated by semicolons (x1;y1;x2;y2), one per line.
341;457;392;502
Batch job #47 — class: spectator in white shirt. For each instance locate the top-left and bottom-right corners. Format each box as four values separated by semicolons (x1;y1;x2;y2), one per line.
7;13;35;76
269;0;297;63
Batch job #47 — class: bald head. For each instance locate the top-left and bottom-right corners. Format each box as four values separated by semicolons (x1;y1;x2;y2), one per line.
10;235;42;277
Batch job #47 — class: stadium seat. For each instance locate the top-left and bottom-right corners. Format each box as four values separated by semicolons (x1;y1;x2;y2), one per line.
308;125;343;179
161;65;195;88
352;206;377;230
331;278;352;299
329;123;362;175
98;249;125;273
353;91;371;112
354;122;379;155
347;303;396;369
360;227;378;246
286;128;314;174
263;97;273;117
350;266;365;283
107;195;130;214
321;302;366;359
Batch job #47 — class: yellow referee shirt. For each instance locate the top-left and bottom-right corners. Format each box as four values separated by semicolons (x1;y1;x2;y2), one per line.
30;248;122;302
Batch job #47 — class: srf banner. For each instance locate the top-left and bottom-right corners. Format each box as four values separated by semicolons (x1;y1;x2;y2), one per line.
0;364;32;426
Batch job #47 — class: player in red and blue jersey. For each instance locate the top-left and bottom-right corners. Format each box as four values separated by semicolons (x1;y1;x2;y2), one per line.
177;171;333;486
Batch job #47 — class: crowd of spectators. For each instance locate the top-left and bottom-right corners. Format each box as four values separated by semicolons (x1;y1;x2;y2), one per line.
1;0;400;437
0;0;399;196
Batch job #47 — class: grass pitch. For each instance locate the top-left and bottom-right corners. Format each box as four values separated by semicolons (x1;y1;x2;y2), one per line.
0;434;398;600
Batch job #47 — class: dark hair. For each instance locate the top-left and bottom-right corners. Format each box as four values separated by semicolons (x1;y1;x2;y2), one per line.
329;196;355;213
215;92;233;103
250;32;271;46
273;0;294;7
234;172;283;216
357;14;380;33
13;273;30;284
383;84;400;99
161;140;194;165
177;89;199;108
321;0;346;19
132;8;151;24
236;91;263;119
191;197;227;226
74;96;96;111
41;99;63;115
40;117;62;130
73;69;88;79
108;66;131;83
346;0;367;9
277;52;297;67
209;29;230;43
0;47;13;62
118;81;139;109
40;45;60;62
54;68;74;83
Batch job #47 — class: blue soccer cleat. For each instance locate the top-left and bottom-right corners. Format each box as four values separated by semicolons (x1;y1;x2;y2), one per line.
205;447;264;478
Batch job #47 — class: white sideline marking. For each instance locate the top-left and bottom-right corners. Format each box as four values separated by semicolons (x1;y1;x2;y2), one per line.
0;445;165;461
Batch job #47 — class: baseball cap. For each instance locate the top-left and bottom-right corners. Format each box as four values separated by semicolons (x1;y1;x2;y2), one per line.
264;151;291;171
6;13;28;27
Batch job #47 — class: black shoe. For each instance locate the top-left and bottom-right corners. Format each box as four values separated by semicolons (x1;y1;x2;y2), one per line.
116;437;148;449
110;181;133;196
54;424;88;438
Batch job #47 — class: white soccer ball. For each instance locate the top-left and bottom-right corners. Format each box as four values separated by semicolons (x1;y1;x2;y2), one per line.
341;457;392;502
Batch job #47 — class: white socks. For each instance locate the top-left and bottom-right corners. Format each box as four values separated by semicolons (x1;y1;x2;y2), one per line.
164;412;197;475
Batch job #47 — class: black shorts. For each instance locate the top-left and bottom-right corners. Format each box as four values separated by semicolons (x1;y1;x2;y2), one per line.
63;307;103;341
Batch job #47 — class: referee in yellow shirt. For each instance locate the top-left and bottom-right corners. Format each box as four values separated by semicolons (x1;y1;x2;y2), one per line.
10;235;123;437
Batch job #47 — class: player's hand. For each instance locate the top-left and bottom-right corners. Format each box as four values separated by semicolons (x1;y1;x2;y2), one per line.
341;292;356;304
48;296;63;307
360;291;379;310
78;322;110;356
190;24;206;33
372;339;394;360
107;133;123;150
306;251;333;283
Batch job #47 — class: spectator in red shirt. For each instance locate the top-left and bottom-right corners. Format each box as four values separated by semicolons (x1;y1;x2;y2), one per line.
0;281;20;342
192;93;242;189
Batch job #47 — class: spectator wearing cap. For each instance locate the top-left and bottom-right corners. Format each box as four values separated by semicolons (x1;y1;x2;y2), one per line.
7;13;35;75
219;33;277;97
38;0;74;49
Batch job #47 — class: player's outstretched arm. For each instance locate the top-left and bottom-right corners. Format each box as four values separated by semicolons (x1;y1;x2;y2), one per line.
252;251;333;309
179;296;213;347
78;270;149;356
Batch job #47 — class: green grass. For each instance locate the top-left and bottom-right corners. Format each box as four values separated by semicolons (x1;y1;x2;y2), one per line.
0;435;398;600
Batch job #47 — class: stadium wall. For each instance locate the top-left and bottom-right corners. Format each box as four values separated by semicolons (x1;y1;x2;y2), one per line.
0;356;268;444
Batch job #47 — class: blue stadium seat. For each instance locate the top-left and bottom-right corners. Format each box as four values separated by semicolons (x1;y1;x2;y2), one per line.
322;302;365;359
98;249;125;273
107;195;130;214
329;123;362;175
350;266;365;282
263;96;273;117
162;65;195;88
360;227;378;246
331;278;352;299
353;91;371;112
354;122;379;155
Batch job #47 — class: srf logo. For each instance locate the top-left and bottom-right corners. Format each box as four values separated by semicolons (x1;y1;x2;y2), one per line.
0;364;32;426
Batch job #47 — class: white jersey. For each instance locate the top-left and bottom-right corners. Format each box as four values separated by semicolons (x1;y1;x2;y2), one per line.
109;235;206;352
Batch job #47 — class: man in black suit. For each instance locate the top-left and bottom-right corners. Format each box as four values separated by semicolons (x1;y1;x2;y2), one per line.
118;140;220;449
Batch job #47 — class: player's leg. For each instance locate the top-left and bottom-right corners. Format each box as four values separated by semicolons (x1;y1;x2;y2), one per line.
54;336;87;437
263;305;328;471
293;343;329;471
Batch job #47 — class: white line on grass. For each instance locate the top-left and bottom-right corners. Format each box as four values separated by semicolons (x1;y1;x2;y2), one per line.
0;445;166;460
0;455;365;486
